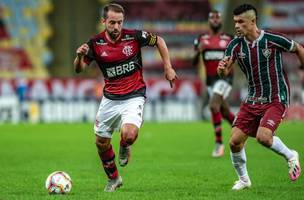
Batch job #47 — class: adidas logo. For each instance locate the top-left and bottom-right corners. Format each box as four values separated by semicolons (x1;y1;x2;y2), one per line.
101;51;108;57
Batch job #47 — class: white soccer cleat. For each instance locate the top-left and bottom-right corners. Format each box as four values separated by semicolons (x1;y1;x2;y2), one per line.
212;143;225;157
288;150;301;181
104;176;123;192
119;146;131;167
232;179;251;191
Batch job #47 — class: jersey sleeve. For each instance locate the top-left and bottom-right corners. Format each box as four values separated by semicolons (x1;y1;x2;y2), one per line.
268;32;295;52
83;39;95;65
135;30;158;47
224;39;238;61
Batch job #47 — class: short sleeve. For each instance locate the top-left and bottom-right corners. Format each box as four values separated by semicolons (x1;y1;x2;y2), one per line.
267;32;295;52
135;30;158;47
84;39;95;65
224;39;238;61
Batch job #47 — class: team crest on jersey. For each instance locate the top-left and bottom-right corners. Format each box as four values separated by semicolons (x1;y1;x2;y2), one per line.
122;45;133;56
262;49;271;58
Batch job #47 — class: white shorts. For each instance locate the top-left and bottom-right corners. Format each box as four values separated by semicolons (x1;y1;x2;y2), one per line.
94;96;145;138
207;79;232;99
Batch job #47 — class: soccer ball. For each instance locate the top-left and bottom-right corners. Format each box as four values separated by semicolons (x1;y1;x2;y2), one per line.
45;171;72;194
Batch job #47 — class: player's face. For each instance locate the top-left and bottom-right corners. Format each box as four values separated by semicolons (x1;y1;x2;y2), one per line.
208;12;222;32
233;14;254;37
104;10;124;40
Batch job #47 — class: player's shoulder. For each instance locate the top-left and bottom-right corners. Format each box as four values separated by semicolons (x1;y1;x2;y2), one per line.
122;28;137;35
86;31;106;46
220;33;233;40
198;32;210;39
227;36;242;46
263;29;290;39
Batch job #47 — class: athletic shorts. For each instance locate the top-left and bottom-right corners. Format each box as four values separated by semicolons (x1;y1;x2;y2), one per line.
207;79;232;99
94;96;145;138
232;102;287;137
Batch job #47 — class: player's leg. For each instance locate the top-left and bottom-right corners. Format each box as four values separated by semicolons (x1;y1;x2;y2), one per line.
209;79;232;157
119;97;145;167
119;123;139;166
95;136;122;192
94;97;122;192
257;103;301;181
209;93;225;157
230;103;259;190
220;99;235;125
230;127;251;190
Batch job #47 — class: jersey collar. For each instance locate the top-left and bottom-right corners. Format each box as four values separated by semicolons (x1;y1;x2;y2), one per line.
244;30;264;47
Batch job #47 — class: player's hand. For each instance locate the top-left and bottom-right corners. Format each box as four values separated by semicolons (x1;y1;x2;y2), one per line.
76;44;89;57
217;56;231;77
164;67;178;88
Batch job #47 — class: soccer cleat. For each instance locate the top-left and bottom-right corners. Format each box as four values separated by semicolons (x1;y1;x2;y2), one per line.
232;178;251;190
288;150;301;181
212;143;225;157
119;146;130;167
104;176;123;192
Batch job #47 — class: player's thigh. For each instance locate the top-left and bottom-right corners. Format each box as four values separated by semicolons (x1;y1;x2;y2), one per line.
209;93;223;106
259;102;286;134
233;103;260;137
213;80;232;99
94;97;121;138
121;97;145;129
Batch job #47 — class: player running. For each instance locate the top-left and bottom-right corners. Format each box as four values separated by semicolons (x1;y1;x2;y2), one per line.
218;4;303;190
194;10;235;157
73;3;177;192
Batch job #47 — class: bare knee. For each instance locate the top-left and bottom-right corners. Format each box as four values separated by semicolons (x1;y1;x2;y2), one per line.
95;137;111;153
229;138;244;152
229;128;248;152
256;127;273;147
121;124;139;145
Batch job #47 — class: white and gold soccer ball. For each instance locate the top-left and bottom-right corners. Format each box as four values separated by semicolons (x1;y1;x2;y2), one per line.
45;171;72;194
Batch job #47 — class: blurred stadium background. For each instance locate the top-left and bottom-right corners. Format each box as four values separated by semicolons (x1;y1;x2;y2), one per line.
0;0;304;123
1;1;304;199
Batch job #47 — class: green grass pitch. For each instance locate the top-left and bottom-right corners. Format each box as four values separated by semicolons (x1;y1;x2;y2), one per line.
0;122;303;200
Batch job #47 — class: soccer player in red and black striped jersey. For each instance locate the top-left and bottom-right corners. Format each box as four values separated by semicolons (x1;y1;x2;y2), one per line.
73;3;177;192
218;4;304;190
194;10;235;158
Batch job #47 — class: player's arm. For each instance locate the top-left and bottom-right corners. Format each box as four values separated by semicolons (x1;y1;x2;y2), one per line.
193;37;202;66
217;56;234;77
73;43;90;73
291;42;304;69
218;38;238;77
156;36;178;87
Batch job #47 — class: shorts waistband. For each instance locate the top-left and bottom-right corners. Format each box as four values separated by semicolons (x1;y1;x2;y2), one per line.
245;97;270;105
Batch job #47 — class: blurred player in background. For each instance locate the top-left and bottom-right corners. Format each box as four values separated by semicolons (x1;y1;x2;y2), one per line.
194;10;235;157
74;3;177;192
218;4;303;190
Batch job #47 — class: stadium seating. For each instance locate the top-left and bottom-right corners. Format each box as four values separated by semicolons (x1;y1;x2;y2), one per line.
0;0;52;78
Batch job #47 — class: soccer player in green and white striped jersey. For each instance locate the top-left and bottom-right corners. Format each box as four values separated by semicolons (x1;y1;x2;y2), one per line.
218;4;304;190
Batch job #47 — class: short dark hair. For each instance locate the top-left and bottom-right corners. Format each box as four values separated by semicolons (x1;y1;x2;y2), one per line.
102;3;125;19
233;4;257;17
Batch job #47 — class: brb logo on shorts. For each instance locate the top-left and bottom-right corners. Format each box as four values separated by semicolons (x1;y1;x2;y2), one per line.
106;61;136;78
122;45;133;56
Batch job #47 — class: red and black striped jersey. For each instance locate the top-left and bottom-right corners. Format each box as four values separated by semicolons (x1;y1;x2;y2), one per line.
194;33;233;86
84;29;157;100
225;30;294;105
